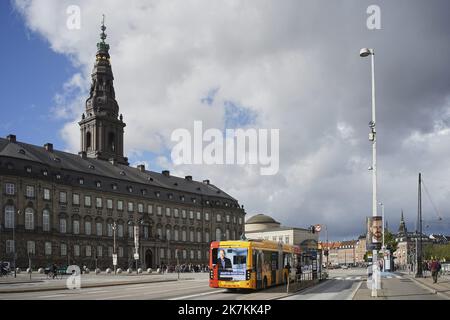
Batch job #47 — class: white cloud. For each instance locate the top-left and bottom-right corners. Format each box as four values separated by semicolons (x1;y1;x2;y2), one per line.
13;0;450;239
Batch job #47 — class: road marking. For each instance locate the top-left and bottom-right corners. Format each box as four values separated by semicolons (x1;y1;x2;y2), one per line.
169;289;227;300
40;294;67;299
83;290;109;294
335;277;343;280
355;276;361;280
395;275;402;279
96;294;135;300
386;276;392;279
345;277;353;280
348;280;363;300
124;286;149;290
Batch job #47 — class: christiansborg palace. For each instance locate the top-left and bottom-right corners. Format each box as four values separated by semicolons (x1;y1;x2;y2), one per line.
0;22;245;270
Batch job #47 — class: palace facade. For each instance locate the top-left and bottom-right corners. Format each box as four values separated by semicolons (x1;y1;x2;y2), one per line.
0;22;245;270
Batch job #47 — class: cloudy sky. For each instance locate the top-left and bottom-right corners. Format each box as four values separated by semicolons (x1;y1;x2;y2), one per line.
2;0;450;240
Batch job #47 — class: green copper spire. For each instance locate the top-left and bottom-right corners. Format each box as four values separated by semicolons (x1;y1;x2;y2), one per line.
97;14;110;53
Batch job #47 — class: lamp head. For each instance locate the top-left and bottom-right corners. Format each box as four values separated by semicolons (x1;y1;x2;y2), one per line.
360;48;373;57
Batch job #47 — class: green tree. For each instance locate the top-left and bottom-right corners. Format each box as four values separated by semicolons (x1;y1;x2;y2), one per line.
383;230;398;253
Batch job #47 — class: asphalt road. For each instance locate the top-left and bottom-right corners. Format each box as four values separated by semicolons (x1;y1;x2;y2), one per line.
282;268;366;300
0;267;444;300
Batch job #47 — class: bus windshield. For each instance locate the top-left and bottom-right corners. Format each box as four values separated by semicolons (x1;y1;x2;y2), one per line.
216;247;247;281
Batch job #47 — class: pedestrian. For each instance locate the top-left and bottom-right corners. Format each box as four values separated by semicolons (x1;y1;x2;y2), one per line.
430;258;441;284
423;260;428;278
52;263;58;279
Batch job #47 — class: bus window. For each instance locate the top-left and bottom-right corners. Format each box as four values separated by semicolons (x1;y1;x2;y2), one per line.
271;252;278;271
212;248;218;265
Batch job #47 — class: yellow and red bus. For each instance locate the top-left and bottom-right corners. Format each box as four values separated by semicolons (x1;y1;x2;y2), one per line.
209;240;301;290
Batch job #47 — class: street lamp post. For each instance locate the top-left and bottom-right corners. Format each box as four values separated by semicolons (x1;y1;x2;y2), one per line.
112;221;117;275
360;47;379;297
12;211;16;278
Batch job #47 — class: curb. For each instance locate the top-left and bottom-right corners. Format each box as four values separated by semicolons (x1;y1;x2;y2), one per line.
0;278;184;294
271;279;326;300
349;280;363;300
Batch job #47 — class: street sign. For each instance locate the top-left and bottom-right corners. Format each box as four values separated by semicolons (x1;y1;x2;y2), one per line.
112;254;117;266
134;253;139;260
314;225;322;232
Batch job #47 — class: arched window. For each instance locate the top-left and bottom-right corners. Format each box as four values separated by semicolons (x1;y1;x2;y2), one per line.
225;229;230;240
4;205;14;228
157;226;162;239
215;228;222;241
182;229;187;242
86;131;92;149
42;209;50;232
166;227;171;241
25;208;34;230
174;228;179;241
108;132;115;152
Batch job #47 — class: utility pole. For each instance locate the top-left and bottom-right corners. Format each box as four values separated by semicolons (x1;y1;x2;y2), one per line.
360;47;379;297
415;173;423;278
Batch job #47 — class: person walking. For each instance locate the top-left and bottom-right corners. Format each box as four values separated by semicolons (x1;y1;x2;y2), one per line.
430;258;441;284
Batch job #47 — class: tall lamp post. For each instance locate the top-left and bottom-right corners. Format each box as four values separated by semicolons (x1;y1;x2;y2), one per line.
13;209;22;278
360;47;379;297
112;221;117;275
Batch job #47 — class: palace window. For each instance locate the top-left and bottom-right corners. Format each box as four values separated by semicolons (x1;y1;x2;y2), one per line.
85;221;92;235
73;193;80;205
73;220;80;234
84;195;91;207
5;183;15;195
4;206;14;229
61;243;67;256
26;185;35;198
42;209;50;231
27;241;35;255
45;242;52;256
59;218;67;233
43;188;51;200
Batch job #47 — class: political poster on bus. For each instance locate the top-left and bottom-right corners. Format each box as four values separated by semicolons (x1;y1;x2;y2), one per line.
216;248;247;281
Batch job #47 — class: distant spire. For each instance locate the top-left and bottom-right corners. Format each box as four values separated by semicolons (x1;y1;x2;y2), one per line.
398;209;407;235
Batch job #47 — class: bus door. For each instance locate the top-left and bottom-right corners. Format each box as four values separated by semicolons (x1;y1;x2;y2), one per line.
271;252;278;286
255;250;263;289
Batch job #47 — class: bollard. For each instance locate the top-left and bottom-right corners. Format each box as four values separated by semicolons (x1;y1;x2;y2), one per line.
147;268;152;274
106;268;112;274
38;267;44;274
117;268;122;274
137;268;142;274
127;268;132;274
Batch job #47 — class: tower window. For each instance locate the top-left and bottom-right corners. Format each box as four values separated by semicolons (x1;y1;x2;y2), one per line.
86;132;92;149
108;132;115;152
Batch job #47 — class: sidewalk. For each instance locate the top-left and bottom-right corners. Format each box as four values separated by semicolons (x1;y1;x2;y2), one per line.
0;272;197;293
402;272;450;299
353;273;449;300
